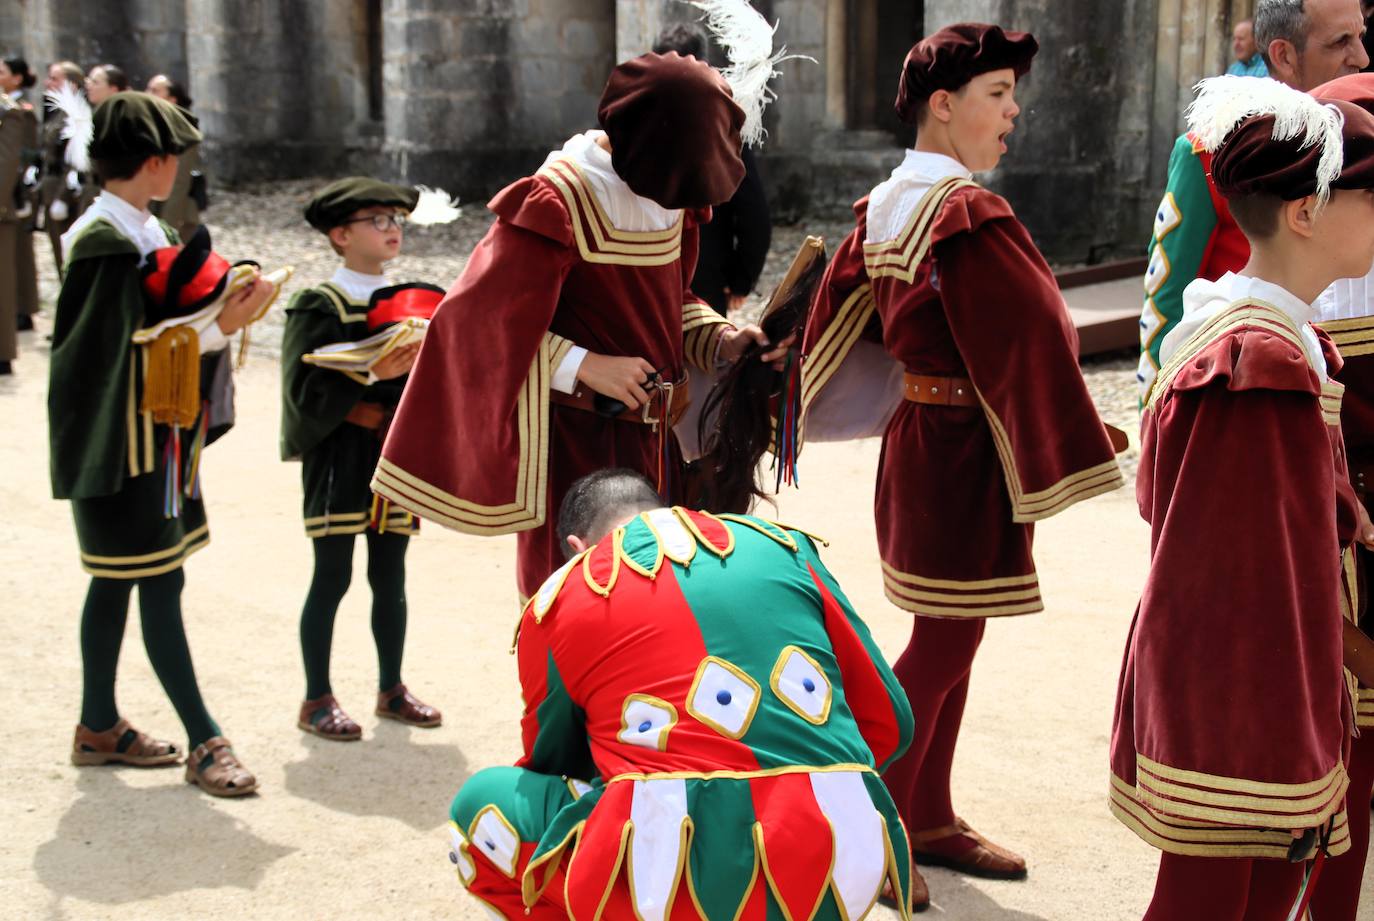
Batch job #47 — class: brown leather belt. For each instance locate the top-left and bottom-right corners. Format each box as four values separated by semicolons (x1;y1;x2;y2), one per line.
903;373;978;407
345;401;389;430
551;374;691;428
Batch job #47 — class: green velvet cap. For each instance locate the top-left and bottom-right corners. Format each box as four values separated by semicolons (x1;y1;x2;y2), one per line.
89;92;202;161
304;177;420;232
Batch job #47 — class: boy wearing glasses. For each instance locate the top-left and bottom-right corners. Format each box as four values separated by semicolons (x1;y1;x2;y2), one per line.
281;177;450;741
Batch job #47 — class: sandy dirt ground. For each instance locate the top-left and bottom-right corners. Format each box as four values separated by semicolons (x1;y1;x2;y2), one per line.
2;195;1371;919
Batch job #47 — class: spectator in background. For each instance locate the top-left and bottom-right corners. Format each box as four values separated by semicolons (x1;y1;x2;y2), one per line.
146;74;205;242
1364;1;1374;69
39;61;84;275
1137;0;1368;396
83;64;127;107
1227;19;1269;75
0;57;39;331
653;24;771;315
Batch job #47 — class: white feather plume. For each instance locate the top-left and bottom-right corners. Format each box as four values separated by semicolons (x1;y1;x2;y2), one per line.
408;186;461;226
679;0;812;147
44;81;93;174
1186;74;1345;205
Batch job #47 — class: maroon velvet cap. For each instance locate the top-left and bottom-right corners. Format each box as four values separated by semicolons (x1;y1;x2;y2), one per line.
895;23;1039;125
597;52;746;210
1212;100;1374;200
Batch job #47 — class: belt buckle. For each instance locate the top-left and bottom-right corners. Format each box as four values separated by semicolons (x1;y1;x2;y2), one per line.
641;380;672;430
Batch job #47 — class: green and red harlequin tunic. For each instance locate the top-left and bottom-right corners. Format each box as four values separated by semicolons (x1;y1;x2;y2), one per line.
448;508;917;921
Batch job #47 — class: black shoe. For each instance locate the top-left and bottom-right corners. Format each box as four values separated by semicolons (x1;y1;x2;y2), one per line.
16;314;33;331
0;361;12;375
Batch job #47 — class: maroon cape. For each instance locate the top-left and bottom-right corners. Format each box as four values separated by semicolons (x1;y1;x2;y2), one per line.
1111;302;1358;859
801;178;1121;617
373;156;730;597
1317;316;1374;728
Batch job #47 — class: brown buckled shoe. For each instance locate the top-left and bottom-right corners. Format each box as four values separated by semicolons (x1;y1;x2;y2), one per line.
912;818;1027;880
376;683;442;727
71;719;180;767
297;694;362;741
185;737;258;798
878;860;930;913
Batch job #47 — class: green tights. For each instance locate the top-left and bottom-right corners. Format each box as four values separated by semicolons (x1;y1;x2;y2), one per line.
299;530;409;700
79;568;221;751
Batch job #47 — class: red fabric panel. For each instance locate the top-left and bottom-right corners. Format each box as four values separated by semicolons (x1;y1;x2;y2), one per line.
809;562;902;766
1114;373;1352;799
750;772;834;921
366;285;444;330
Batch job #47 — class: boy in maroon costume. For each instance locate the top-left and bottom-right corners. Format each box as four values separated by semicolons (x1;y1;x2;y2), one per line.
1111;75;1374;920
800;23;1122;898
373;52;782;599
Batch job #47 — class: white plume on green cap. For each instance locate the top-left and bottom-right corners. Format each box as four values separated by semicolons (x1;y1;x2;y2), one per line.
1186;74;1345;204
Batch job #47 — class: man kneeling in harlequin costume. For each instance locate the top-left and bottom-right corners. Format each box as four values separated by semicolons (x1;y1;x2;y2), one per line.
448;469;919;919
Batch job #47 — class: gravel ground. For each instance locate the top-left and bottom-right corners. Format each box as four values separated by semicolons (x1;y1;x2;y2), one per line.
31;179;1142;484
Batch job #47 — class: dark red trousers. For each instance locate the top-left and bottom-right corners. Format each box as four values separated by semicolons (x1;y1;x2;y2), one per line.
882;615;986;842
1144;853;1305;921
1308;725;1374;921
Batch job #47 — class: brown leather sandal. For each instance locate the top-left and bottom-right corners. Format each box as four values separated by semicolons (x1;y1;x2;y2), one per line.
185;737;258;797
911;818;1027;880
71;719;180;767
375;683;442;728
297;694;362;741
878;859;930;914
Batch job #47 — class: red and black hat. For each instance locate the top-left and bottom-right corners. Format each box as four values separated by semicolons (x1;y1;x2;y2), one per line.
597;52;746;210
894;23;1039;125
366;283;446;332
141;225;252;325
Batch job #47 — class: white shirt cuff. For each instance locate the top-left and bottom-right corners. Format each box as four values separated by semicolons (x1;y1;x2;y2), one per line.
552;345;588;394
192;315;230;353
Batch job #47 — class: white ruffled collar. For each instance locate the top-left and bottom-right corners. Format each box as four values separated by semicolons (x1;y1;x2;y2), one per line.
541;130;680;232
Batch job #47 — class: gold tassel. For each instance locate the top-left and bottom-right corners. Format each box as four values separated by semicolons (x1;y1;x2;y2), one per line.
140;326;201;428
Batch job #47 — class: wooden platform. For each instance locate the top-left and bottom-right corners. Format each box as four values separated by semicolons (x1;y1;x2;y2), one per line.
1056;259;1147;358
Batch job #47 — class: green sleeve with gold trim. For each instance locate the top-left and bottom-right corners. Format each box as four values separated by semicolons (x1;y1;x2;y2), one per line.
516;613;596;781
279;288;367;461
1140;135;1218;380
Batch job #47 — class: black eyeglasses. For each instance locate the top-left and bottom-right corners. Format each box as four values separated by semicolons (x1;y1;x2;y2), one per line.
343;213;407;232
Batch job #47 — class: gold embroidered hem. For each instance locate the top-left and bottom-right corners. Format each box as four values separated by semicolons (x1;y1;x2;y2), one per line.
303;510;419;539
1320;315;1374;358
880;561;1043;619
1132;754;1349;829
80;523;210;579
1358;687;1374;729
539;158;684;267
862;177;979;283
1110;773;1352;859
371;334;558;534
682;301;732;371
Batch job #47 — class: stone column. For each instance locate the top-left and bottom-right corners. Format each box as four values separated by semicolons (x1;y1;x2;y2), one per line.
16;0;187;85
186;0;369;182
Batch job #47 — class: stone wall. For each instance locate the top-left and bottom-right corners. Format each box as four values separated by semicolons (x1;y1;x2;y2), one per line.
0;0;1245;262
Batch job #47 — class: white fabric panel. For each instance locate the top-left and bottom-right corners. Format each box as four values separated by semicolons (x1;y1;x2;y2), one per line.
1165;272;1327;380
775;649;831;722
533;556;579;619
645;508;696;562
619;696;676;751
1316;264;1374;322
809;771;886;920
629;778;689;921
539;130;680;232
689;660;759;737
671;368;724;462
329;266;390;303
63;190;172;258
448;825;478;885
803;339;905;442
472;808;521;877
865;150;972;245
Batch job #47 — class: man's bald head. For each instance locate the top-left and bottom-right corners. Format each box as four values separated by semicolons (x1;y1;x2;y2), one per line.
1257;0;1369;90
